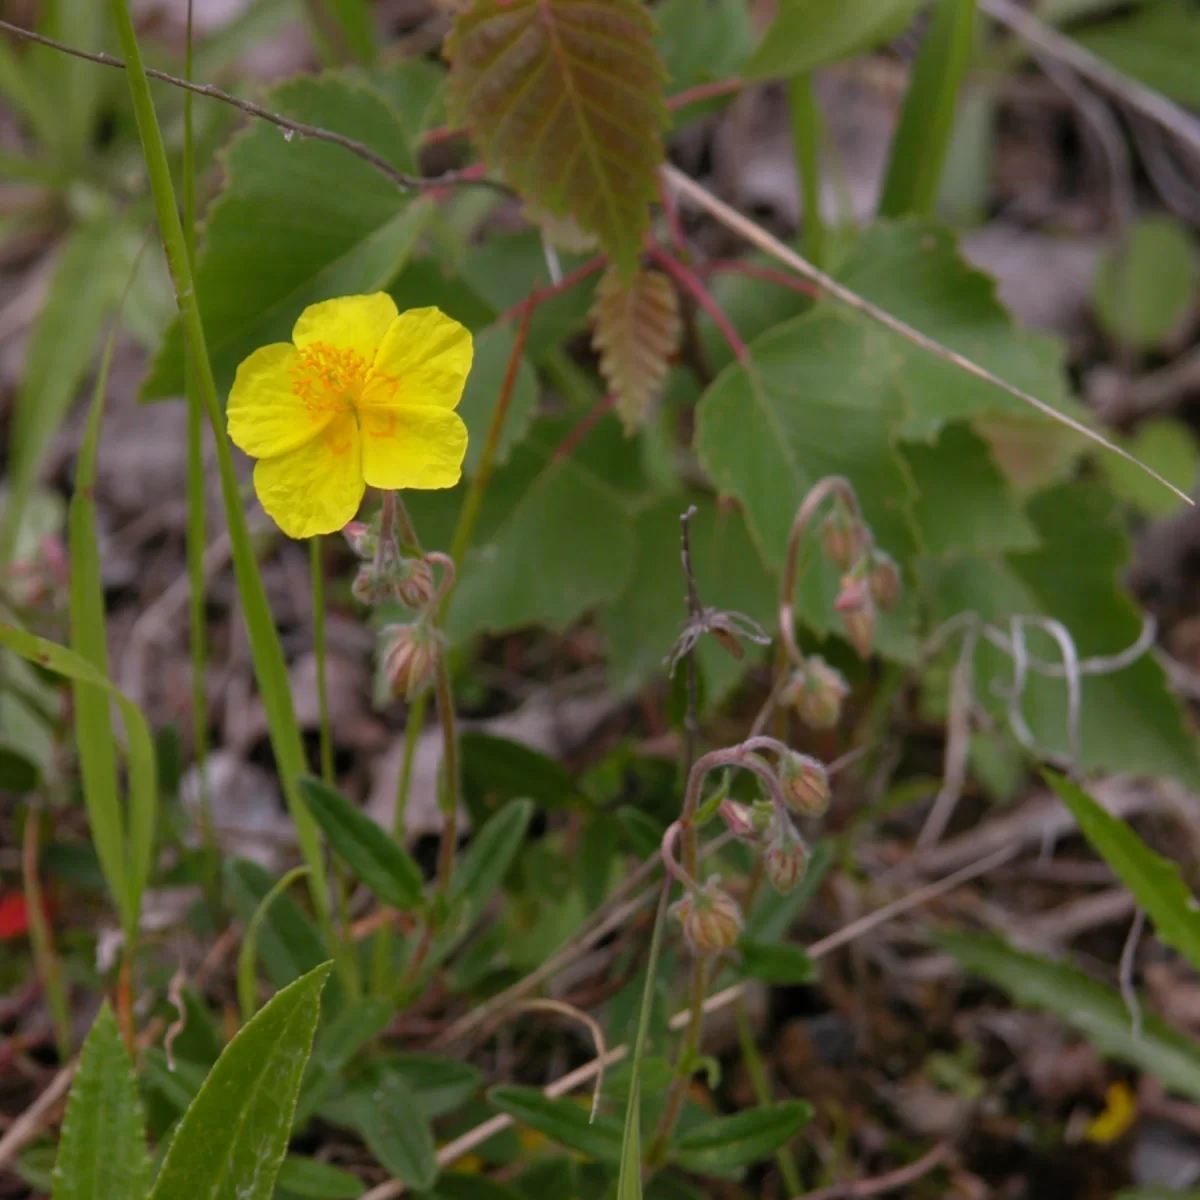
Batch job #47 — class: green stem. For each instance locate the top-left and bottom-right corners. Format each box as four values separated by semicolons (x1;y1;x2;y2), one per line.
22;806;71;1062
392;690;427;843
648;959;707;1166
107;0;338;967
433;654;460;899
311;536;334;785
787;73;825;269
736;999;803;1194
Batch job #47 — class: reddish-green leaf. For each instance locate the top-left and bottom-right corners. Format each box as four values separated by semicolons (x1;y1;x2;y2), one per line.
446;0;667;274
591;265;681;432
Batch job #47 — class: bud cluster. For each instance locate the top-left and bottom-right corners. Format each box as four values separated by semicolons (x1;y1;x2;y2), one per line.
782;656;849;729
820;502;903;660
343;521;436;612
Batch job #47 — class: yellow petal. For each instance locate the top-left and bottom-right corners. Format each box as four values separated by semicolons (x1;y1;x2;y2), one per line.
228;343;332;458
292;293;398;364
252;413;365;538
362;307;473;411
360;405;468;491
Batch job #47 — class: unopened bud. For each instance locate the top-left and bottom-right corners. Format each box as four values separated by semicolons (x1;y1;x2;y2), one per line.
763;821;809;894
869;551;901;611
835;575;875;659
779;752;830;817
673;878;743;955
380;622;440;700
394;556;435;610
782;656;849;730
720;801;758;842
342;521;377;559
821;507;867;571
351;564;388;606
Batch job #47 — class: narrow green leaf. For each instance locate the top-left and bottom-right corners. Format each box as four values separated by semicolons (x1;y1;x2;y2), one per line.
1046;771;1200;974
461;733;581;820
738;940;817;985
383;1055;483;1118
878;0;979;218
276;1156;365;1199
616;1075;643;1200
238;866;313;1022
52;1004;150;1200
295;997;394;1127
488;1086;624;1163
671;1102;812;1174
942;932;1200;1101
149;963;333;1200
432;1177;525;1200
0;626;156;939
335;1070;438;1190
446;798;535;930
298;776;423;910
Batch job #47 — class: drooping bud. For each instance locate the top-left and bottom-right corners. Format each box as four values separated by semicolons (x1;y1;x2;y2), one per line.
672;878;743;955
380;621;440;700
719;800;758;842
763;820;809;894
782;656;849;730
869;551;901;611
778;752;830;817
394;556;435;610
821;505;867;571
834;575;875;659
351;564;389;606
342;521;377;559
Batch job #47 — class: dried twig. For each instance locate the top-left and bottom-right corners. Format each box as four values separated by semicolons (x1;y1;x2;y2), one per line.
797;1142;953;1200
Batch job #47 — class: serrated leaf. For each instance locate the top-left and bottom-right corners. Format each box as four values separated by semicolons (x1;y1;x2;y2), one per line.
591;265;681;433
148;963;332;1200
671;1102;812;1175
1046;771;1200;974
297;776;424;910
52;1005;150;1200
924;482;1200;786
743;0;922;79
941;932;1200;1101
488;1086;624;1162
143;74;432;401
445;0;667;274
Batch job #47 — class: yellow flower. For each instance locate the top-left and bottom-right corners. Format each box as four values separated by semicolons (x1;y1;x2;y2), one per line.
227;294;473;539
1084;1081;1137;1144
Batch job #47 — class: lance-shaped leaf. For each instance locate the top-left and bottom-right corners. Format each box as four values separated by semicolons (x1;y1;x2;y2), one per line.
445;0;667;275
591;265;681;433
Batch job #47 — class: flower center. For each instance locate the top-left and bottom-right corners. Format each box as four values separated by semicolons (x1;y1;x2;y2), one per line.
290;341;369;414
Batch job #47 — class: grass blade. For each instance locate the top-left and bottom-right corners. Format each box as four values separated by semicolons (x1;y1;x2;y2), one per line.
238;866;313;1023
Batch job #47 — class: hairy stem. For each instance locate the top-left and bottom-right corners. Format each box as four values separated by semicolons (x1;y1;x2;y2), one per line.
311;536;334;785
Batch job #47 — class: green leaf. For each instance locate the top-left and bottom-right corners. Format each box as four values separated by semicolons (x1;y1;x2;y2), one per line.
1093;216;1198;349
461;732;581;821
52;1004;150;1200
743;0;921;79
0;625;157;939
925;483;1200;786
383;1055;483;1118
1046;771;1200;974
334;1070;438;1190
671;1102;812;1174
1102;418;1198;517
941;932;1200;1101
603;495;777;703
0;741;42;793
148;963;332;1200
446;0;667;274
447;798;534;928
656;0;755;119
143;74;432;401
276;1157;365;1199
459;323;539;475
488;1087;624;1163
738;940;817;985
298;776;423;910
877;0;979;219
295;998;394;1127
238;866;313;1022
432;1178;526;1200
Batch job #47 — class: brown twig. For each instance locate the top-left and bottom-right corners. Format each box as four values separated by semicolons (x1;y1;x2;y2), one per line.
798;1142;953;1200
649;245;748;363
550;395;616;463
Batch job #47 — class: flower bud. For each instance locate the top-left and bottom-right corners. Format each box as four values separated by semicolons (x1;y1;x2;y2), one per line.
720;800;758;842
673;878;743;955
380;622;440;699
835;575;875;659
394;556;435;610
342;521;376;559
351;563;388;606
869;551;901;611
763;821;809;894
821;507;867;571
782;657;849;730
779;752;830;817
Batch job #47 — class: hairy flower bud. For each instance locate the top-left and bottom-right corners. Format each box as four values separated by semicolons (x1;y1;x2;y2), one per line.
821;506;867;571
342;520;377;559
869;551;901;611
351;563;387;606
673;878;743;955
834;575;875;659
720;801;758;842
779;752;830;817
763;821;809;894
782;657;849;730
394;556;435;610
380;622;440;700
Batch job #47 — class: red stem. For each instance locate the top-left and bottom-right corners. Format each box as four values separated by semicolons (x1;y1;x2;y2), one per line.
551;395;616;463
698;257;820;299
667;77;744;111
499;255;606;323
649;245;748;363
657;173;688;256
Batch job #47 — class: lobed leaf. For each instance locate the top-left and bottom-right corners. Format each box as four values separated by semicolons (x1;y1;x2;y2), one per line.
590;265;682;433
445;0;667;274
